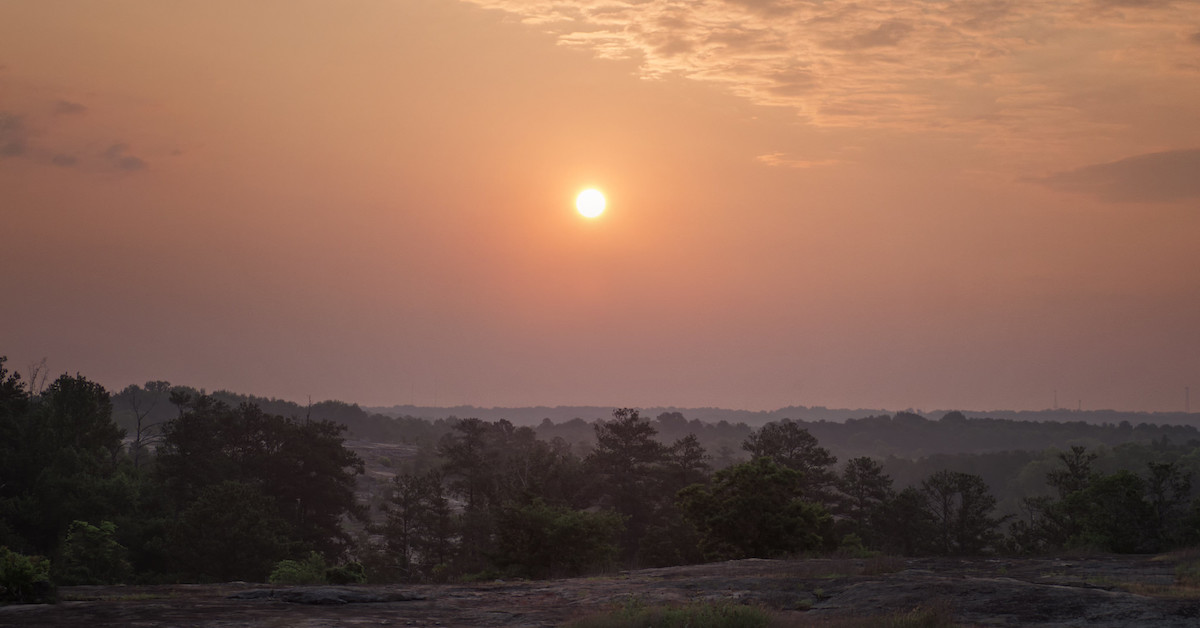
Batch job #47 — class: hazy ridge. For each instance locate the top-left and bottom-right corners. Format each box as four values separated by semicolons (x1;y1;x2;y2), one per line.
365;403;1200;428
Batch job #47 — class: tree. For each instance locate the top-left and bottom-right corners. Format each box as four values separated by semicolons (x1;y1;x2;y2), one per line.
154;397;364;561
262;413;365;556
665;434;711;490
1007;446;1110;554
167;481;294;582
876;487;935;556
383;471;454;580
742;420;837;505
921;470;1005;555
1069;470;1154;553
39;374;124;463
438;418;495;513
585;409;670;562
0;373;131;555
168;388;193;418
835;456;894;546
678;457;829;560
1047;446;1097;498
437;418;499;570
22;358;50;397
113;382;170;470
0;357;32;550
640;434;711;567
489;421;588;509
1145;461;1192;548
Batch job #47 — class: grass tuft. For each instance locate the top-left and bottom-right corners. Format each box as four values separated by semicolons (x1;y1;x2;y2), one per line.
861;556;906;576
799;602;959;628
569;599;773;628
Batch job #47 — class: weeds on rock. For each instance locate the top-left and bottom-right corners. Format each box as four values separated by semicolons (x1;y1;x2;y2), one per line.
799;602;958;628
569;598;774;628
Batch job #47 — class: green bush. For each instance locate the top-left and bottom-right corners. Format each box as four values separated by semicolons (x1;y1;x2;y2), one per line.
325;561;366;584
268;553;369;585
836;534;877;559
490;501;622;579
1;546;55;604
268;552;329;585
54;521;132;585
679;457;829;560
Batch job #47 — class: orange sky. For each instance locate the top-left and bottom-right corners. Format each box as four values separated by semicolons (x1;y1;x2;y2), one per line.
2;0;1198;412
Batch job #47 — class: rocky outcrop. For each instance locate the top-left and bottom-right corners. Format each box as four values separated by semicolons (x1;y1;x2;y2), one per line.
2;555;1196;627
812;571;1199;627
228;587;425;605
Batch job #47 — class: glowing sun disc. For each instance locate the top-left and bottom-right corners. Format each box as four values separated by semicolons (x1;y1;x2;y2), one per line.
576;189;606;218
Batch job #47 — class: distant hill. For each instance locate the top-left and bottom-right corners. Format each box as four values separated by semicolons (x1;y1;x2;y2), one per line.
364;404;895;427
365;404;1200;429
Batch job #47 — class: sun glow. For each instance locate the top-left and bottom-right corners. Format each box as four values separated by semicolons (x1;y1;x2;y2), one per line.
576;189;606;218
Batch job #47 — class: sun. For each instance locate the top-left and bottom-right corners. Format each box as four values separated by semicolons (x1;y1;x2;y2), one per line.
576;188;606;218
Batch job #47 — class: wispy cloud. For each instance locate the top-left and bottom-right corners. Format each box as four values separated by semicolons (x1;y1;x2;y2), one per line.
53;100;87;116
463;0;1200;162
823;20;914;51
756;152;844;169
1038;148;1200;203
103;143;147;171
0;112;28;157
1;106;148;172
2;91;151;173
50;153;78;167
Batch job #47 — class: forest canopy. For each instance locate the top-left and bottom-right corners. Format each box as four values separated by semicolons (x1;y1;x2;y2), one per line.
3;355;1200;600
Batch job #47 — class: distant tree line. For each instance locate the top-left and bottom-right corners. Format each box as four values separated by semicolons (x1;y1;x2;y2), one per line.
110;386;1200;464
4;355;1200;602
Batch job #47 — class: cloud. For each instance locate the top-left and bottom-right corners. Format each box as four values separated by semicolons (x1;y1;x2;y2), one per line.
0;95;150;172
756;153;845;169
463;0;1200;165
1037;148;1200;202
0;112;28;157
51;154;78;167
1096;0;1173;7
102;143;148;171
118;155;147;171
723;0;797;17
53;100;87;116
823;20;914;51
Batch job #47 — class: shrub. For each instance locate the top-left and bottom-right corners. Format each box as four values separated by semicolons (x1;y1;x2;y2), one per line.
1;546;55;604
679;457;829;560
490;501;623;579
325;561;366;584
835;534;876;559
268;552;328;585
54;521;132;585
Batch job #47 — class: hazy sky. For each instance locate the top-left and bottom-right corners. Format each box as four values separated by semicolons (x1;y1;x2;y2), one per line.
2;0;1198;413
